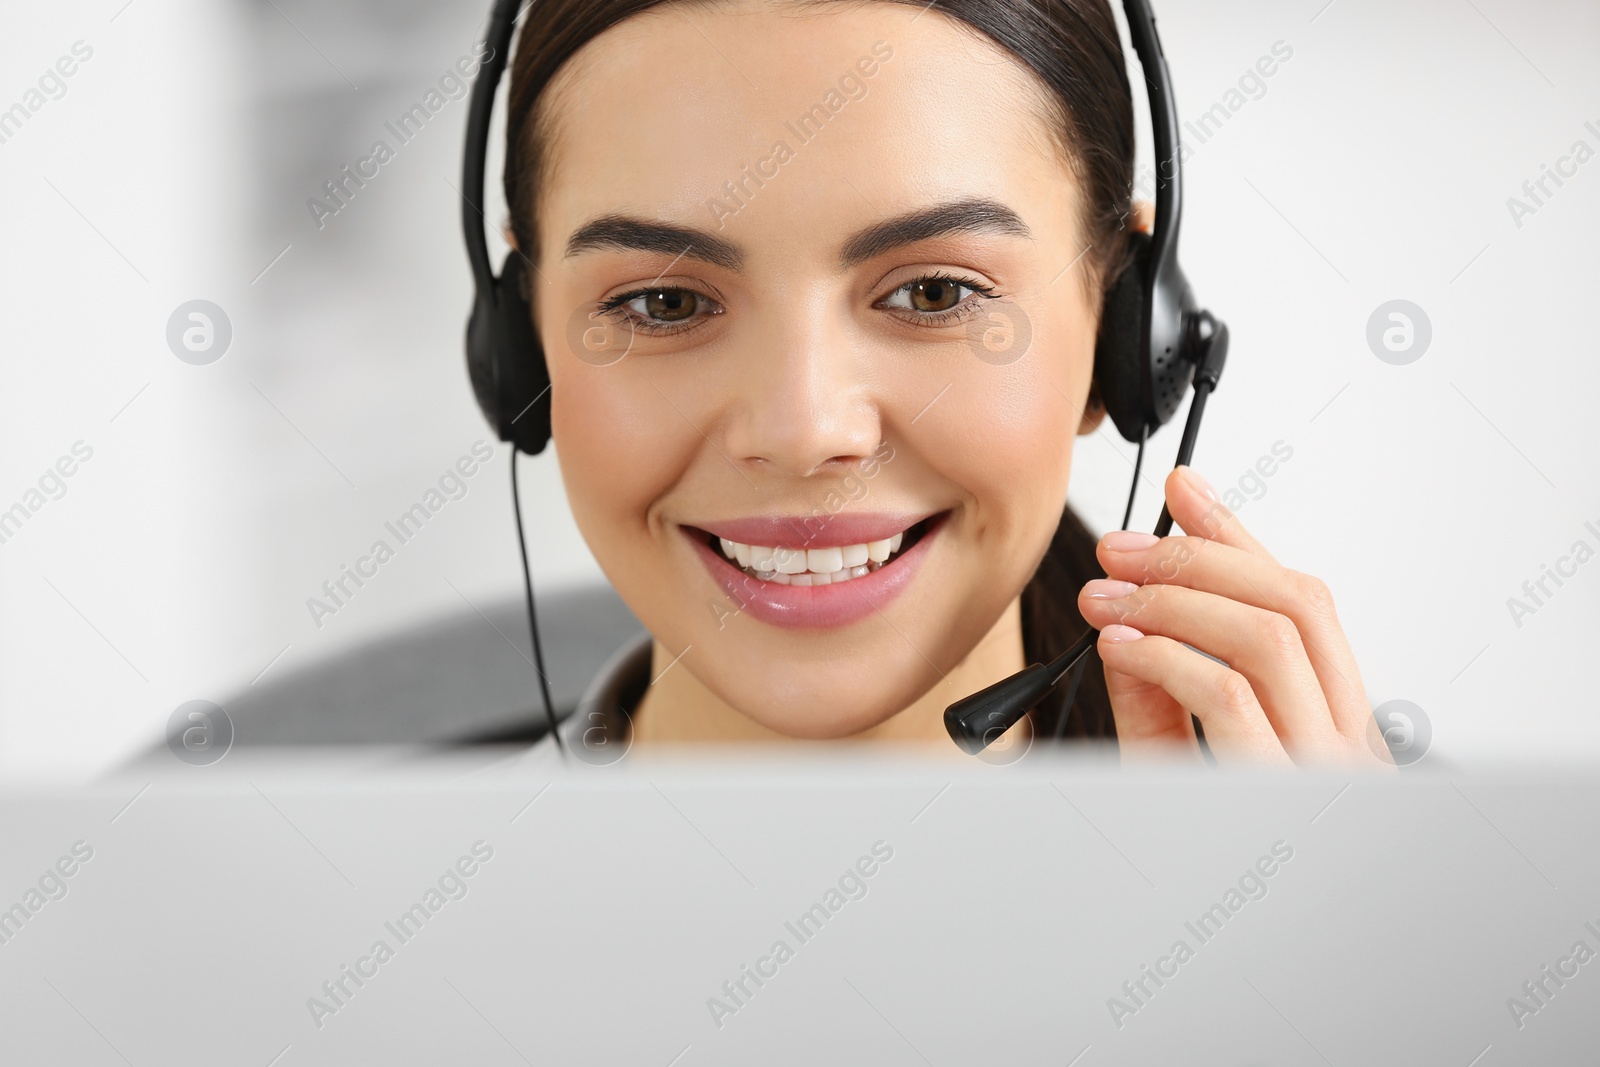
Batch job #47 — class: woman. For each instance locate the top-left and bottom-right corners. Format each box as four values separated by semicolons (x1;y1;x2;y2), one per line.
496;0;1391;768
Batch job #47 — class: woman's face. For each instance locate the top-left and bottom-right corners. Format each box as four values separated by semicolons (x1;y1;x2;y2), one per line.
530;0;1102;738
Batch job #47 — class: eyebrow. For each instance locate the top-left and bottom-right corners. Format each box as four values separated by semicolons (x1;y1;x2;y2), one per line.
838;197;1032;268
564;215;743;272
562;197;1032;273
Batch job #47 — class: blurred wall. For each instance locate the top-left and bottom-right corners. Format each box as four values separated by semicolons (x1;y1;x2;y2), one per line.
1;0;1597;779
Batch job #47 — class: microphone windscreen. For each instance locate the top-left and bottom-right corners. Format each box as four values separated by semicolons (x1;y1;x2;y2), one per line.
943;664;1056;754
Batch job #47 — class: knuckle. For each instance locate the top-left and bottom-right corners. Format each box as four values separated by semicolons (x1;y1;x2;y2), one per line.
1290;570;1336;622
1256;611;1305;658
1214;670;1257;717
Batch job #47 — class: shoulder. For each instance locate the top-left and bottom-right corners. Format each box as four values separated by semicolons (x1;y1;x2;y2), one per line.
532;629;652;761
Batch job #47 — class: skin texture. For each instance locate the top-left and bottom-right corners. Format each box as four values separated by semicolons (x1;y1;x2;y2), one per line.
519;0;1391;767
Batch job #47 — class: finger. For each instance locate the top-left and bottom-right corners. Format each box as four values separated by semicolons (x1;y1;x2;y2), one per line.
1082;579;1344;762
1097;532;1373;743
1089;625;1201;761
1165;466;1276;562
1095;626;1292;766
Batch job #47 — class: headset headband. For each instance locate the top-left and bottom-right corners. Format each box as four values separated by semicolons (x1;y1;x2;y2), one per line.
462;0;521;296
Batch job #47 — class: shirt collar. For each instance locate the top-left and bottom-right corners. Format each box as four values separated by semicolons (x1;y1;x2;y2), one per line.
557;629;650;762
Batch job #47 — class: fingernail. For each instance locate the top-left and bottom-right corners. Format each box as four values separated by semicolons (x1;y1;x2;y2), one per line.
1179;465;1217;502
1101;624;1144;643
1084;578;1139;600
1102;530;1159;552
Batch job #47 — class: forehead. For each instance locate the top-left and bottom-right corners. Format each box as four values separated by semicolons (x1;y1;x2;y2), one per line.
534;0;1077;259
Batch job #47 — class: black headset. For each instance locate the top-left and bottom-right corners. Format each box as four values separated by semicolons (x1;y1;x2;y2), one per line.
461;0;1229;757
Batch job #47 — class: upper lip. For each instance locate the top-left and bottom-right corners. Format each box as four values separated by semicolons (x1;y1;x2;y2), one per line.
690;511;943;550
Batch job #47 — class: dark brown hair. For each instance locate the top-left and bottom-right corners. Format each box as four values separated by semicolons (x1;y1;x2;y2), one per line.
504;0;1137;740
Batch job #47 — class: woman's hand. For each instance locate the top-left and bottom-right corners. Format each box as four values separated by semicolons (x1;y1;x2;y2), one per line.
1076;465;1394;769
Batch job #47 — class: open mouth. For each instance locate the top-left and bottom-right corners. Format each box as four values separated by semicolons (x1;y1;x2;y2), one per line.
687;513;946;587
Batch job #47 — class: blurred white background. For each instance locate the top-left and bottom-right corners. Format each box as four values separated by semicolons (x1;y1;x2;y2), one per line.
1;0;1596;780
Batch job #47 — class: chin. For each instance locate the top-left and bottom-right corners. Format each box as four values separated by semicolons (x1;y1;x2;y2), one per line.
707;655;946;740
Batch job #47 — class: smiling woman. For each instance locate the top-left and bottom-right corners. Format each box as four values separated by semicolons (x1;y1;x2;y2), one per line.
499;0;1126;749
470;0;1394;768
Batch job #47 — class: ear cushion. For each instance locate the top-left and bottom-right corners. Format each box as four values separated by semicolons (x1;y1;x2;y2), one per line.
466;251;552;455
465;285;503;439
1092;230;1152;443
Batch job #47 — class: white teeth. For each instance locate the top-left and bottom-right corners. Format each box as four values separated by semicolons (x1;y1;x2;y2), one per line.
773;547;808;575
711;522;928;586
747;561;885;586
807;547;843;573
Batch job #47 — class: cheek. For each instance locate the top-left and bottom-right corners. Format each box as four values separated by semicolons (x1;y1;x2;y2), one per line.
928;314;1088;534
549;361;685;544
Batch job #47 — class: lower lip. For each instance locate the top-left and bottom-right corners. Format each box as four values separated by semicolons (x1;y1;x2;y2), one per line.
685;514;947;631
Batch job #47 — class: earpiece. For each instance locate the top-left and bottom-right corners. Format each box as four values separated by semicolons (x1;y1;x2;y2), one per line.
1092;227;1202;445
466;247;552;455
1092;231;1153;442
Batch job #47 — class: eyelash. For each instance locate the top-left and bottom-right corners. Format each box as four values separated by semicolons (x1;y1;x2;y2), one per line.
594;287;723;337
593;272;1000;337
877;272;999;326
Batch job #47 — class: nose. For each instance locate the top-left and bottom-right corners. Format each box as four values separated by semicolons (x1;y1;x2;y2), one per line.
720;303;883;478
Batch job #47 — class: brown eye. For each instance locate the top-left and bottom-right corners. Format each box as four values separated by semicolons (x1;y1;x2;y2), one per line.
600;285;722;335
644;289;697;321
879;274;994;319
908;278;961;313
